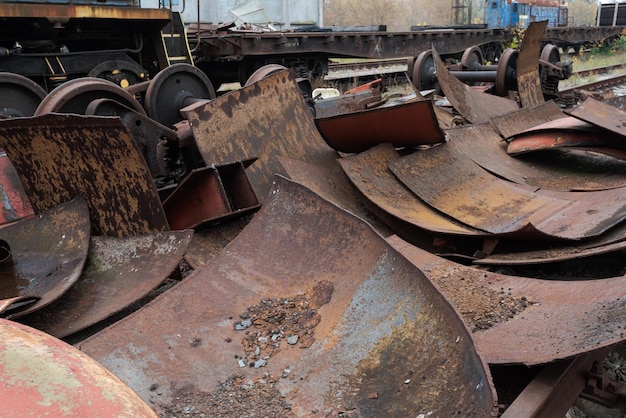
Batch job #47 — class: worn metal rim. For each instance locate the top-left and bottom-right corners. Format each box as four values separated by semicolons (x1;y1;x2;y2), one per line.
0;72;47;118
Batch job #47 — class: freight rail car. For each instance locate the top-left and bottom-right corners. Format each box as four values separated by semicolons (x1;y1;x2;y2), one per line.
0;0;190;112
597;0;626;26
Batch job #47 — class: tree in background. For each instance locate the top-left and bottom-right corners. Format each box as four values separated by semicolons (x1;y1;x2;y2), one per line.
323;0;597;30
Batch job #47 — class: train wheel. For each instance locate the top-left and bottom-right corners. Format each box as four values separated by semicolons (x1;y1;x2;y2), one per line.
540;43;561;65
87;60;150;89
145;64;216;128
35;78;145;116
460;46;485;71
495;48;518;97
244;64;289;86
411;50;439;93
0;73;47;118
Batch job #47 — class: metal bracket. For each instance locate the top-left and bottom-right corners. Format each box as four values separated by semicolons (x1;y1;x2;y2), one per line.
582;360;626;407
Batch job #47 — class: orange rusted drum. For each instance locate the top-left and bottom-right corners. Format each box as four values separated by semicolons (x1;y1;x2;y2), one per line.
0;319;156;417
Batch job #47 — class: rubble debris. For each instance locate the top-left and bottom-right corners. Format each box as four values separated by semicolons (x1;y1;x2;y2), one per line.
235;280;334;364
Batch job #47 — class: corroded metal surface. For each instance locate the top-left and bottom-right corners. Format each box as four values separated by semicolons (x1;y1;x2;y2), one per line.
388;235;626;366
490;101;565;140
517;21;548;108
0;319;156;417
433;48;518;124
338;143;485;236
447;123;626;191
277;156;394;237
20;230;193;339
314;98;445;153
80;176;498;417
185;70;337;200
0;114;169;237
0;151;33;225
0;197;89;319
388;140;626;240
568;97;626;137
162;161;260;230
507;130;626;156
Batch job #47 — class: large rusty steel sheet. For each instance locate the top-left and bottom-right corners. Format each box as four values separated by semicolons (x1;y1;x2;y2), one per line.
185;70;337;201
516;21;548;108
447;123;626;191
277;155;394;237
0;319;156;417
490;101;566;140
568;96;626;137
388;235;626;366
79;176;498;417
314;98;445;153
507;131;626;156
0;151;33;226
337;143;486;237
388;140;626;240
0;114;168;237
0;197;89;319
433;48;519;124
19;230;193;339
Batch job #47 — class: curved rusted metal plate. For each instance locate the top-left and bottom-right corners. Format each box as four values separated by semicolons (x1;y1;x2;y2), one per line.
490;101;566;140
0;319;156;417
568;97;626;137
507;130;626;156
433;48;518;124
388;140;626;240
314;99;445;153
0;114;168;237
0;151;33;225
388;235;626;366
185;70;337;201
0;197;90;319
447;123;626;191
277;155;394;237
79;176;498;417
338;143;486;236
19;230;193;339
517;21;547;108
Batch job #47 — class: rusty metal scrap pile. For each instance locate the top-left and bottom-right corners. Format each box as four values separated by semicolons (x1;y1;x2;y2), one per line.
0;21;625;418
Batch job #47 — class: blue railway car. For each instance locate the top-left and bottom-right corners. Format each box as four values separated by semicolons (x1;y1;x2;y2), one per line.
485;0;568;28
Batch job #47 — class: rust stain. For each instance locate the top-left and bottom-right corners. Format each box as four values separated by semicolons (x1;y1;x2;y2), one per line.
0;114;169;237
490;100;566;140
79;176;497;416
20;230;193;339
517;21;548;108
0;197;89;319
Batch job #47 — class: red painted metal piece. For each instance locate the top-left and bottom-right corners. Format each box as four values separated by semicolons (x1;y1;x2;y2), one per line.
0;197;90;319
162;160;260;230
314;98;445;153
20;230;193;339
80;176;498;416
0;319;156;417
388;235;626;366
0;151;33;225
0;114;169;237
507;130;626;156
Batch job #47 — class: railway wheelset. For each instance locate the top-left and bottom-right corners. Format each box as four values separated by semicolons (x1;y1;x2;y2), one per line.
409;43;571;97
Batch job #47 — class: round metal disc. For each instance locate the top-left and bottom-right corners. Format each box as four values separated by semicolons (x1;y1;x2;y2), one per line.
87;59;149;88
412;50;439;92
244;64;288;86
145;63;216;128
35;77;145;115
495;48;518;96
461;46;484;71
0;319;157;417
540;43;561;64
0;73;47;118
